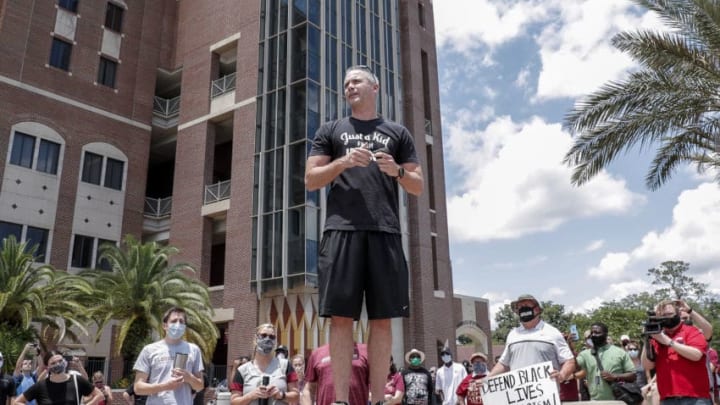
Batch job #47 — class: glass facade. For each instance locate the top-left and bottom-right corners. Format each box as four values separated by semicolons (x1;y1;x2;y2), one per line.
252;0;402;293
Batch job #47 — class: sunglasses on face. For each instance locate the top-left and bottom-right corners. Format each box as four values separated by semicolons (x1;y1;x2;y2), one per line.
258;333;276;340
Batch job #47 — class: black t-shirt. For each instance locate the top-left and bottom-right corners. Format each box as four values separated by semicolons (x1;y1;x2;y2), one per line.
309;116;419;233
22;375;94;405
0;373;16;404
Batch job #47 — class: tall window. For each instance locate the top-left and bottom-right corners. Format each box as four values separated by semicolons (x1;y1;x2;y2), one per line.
105;3;124;32
71;234;94;268
26;226;49;262
97;57;117;88
418;2;425;27
81;152;103;185
49;38;72;71
96;239;115;271
0;221;23;243
104;158;124;190
58;0;79;13
37;139;61;174
9;132;35;169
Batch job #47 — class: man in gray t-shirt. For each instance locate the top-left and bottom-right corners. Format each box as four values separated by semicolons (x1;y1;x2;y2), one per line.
133;307;204;405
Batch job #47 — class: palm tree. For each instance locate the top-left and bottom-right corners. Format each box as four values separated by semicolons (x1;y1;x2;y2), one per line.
0;236;94;360
81;235;218;362
564;0;720;190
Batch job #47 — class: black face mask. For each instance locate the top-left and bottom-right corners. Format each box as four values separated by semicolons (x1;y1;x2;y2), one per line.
590;334;607;348
518;306;537;323
662;314;681;329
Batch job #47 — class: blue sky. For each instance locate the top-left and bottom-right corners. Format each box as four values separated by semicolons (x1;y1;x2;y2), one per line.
431;0;720;326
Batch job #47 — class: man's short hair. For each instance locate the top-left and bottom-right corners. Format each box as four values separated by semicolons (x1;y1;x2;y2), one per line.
655;299;679;314
591;322;609;334
345;65;379;85
162;307;187;323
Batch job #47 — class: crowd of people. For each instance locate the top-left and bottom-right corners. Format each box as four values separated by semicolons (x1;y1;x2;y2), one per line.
2;63;718;405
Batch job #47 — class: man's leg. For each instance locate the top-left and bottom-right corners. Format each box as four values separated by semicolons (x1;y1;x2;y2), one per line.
368;318;391;405
330;316;354;403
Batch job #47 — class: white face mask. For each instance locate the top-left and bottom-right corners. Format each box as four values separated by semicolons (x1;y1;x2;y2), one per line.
441;354;452;363
167;322;186;339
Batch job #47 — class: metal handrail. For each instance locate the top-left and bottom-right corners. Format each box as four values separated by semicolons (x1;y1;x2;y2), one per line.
144;196;172;218
204;180;231;204
152;96;181;119
211;72;237;98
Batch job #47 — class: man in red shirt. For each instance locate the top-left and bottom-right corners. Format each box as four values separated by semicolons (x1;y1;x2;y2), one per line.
642;299;711;404
301;343;369;405
456;352;487;405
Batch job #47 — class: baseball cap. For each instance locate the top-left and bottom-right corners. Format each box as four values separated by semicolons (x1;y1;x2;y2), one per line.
510;294;542;312
620;334;630;342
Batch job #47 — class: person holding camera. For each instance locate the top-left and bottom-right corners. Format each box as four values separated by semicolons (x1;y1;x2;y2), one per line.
641;299;711;404
575;322;636;401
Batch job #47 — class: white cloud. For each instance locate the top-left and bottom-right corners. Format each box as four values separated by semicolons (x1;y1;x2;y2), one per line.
515;66;531;88
584;240;605;252
572;279;650;313
445;113;645;242
588;252;630;280
584;183;720;289
433;0;553;54
546;287;566;299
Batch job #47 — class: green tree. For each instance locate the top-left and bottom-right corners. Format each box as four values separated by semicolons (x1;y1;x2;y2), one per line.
0;236;94;364
647;260;707;301
564;0;720;190
81;236;219;362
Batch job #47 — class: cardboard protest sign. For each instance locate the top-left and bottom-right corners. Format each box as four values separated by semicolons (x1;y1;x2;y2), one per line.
480;361;560;405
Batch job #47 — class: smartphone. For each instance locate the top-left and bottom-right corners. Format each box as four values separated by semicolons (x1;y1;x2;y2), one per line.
261;375;270;386
570;324;579;341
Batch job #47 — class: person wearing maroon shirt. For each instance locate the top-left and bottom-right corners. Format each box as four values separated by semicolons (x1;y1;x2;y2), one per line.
642;299;711;404
300;343;369;405
455;353;487;405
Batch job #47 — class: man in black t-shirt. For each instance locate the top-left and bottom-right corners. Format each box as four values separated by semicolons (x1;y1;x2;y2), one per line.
306;65;424;405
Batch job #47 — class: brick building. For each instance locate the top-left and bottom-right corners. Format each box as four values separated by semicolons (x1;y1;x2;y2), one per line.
0;0;489;383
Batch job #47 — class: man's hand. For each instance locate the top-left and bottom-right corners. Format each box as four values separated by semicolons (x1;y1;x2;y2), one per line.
342;147;374;168
165;375;184;391
600;371;616;382
373;151;403;177
649;332;672;346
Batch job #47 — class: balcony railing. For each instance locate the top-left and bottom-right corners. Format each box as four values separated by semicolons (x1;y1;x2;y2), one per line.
424;118;433;137
144;196;172;218
204;180;231;204
211;73;236;98
152;96;181;119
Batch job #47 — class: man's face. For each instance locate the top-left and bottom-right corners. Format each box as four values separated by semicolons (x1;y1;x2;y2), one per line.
343;69;378;107
163;311;186;331
516;300;538;317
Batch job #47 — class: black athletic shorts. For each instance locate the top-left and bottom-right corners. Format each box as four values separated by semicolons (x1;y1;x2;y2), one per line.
318;230;410;320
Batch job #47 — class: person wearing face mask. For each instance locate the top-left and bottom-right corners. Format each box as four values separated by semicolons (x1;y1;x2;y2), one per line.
13;350;101;405
455;353;488;405
642;299;712;404
489;294;575;386
574;322;636;401
400;349;433;405
133;307;205;404
625;341;649;388
434;348;466;405
230;323;298;405
0;352;17;405
291;354;306;398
